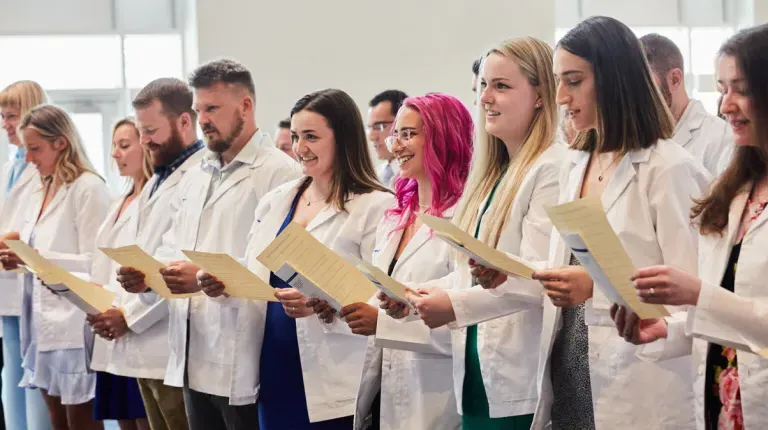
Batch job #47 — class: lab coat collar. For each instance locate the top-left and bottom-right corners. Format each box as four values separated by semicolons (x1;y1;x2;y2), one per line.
567;146;652;212
673;99;708;148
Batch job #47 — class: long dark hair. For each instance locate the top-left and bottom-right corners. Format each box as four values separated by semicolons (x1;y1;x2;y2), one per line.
290;89;391;211
692;23;768;235
558;16;674;153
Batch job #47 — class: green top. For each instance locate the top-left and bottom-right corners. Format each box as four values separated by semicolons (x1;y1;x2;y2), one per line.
462;176;534;429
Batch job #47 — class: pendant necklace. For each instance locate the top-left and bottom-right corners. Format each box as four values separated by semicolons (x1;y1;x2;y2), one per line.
595;152;621;182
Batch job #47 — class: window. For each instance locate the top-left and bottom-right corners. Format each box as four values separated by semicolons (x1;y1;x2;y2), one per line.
71;112;107;178
0;36;122;90
124;34;184;89
690;28;734;76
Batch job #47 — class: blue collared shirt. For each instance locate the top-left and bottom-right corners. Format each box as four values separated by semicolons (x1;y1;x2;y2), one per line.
149;140;204;198
7;147;28;192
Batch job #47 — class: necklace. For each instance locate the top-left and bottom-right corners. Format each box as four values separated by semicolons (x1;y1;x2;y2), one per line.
305;196;325;207
595;152;622;182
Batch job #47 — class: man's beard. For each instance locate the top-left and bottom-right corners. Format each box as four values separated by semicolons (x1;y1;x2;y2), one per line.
205;113;245;154
149;125;186;167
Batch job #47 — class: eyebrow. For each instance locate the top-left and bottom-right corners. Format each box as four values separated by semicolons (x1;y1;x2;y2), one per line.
716;78;745;85
559;70;583;77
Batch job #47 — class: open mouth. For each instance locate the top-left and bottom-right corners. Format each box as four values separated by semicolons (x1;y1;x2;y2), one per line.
565;109;580;119
299;155;318;163
397;154;414;164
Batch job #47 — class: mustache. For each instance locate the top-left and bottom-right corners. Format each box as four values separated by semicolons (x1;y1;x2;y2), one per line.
201;123;218;133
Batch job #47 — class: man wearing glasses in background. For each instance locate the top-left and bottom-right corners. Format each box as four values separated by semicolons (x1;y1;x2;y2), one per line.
367;90;407;187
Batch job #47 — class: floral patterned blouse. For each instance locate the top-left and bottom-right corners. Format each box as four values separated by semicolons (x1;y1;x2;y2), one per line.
705;198;768;430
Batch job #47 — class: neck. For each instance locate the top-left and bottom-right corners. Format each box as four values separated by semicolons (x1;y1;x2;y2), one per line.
308;175;333;201
416;177;432;210
221;124;257;166
131;175;144;196
671;94;691;123
499;135;524;159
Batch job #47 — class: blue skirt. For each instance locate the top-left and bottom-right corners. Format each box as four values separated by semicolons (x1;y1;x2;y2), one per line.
93;372;146;421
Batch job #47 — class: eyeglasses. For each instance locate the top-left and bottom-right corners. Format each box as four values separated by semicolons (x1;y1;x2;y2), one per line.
385;129;418;152
366;121;393;132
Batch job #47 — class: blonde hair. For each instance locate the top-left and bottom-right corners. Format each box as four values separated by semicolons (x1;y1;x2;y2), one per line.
0;81;48;116
454;37;557;248
19;105;102;186
112;117;152;192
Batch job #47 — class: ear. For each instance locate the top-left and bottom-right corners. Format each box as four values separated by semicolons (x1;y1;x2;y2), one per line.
669;68;684;90
534;96;543;109
178;112;191;129
53;136;67;151
242;95;254;114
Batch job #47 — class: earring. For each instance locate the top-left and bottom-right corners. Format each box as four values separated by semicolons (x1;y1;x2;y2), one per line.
535;102;542;109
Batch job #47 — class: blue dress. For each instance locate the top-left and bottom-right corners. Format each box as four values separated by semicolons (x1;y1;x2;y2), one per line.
93;372;146;420
258;192;353;430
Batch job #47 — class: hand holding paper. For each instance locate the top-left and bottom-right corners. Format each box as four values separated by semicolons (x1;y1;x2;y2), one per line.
100;246;200;299
256;222;377;310
416;213;537;279
544;197;669;319
6;240;115;315
182;250;277;301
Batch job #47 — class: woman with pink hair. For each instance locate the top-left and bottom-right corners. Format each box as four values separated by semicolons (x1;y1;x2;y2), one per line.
332;93;473;430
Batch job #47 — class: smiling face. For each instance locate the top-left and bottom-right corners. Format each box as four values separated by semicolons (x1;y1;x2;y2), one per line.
111;123;146;178
717;54;757;148
135;99;186;167
291;110;336;179
478;52;540;145
390;107;426;181
554;48;599;132
22;128;63;177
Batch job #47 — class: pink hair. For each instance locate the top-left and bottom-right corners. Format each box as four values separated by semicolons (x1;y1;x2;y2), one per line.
385;93;474;233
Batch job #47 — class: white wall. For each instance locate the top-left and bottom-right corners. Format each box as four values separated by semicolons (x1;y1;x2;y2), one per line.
192;0;555;133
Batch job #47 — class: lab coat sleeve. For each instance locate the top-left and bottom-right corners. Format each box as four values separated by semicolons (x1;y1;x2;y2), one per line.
42;177;110;274
117;286;170;334
688;280;768;355
447;279;544;329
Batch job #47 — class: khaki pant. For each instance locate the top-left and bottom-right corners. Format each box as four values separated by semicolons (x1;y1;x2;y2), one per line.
137;378;189;430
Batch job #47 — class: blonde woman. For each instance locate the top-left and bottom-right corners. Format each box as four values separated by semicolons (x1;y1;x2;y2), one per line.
0;80;49;430
87;118;151;430
385;37;565;429
0;105;110;429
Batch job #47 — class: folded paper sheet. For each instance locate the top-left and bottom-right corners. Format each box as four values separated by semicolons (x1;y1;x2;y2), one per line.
99;245;200;299
416;213;537;279
182;250;277;301
6;240;114;315
256;222;377;309
354;258;418;309
544;197;669;319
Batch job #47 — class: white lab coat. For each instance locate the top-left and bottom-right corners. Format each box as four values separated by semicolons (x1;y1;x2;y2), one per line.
412;143;563;419
530;139;711;430
19;172;110;352
240;179;393;421
89;194;137;373
161;131;300;403
111;149;204;380
0;162;39;316
354;207;460;430
672;99;733;176
635;186;768;429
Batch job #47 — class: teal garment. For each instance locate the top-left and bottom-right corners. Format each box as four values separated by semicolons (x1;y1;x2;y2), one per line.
462;176;530;428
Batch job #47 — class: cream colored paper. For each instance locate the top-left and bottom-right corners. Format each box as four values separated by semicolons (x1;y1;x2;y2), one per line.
256;222;377;307
354;258;419;309
182;250;277;302
545;197;669;319
99;245;200;299
5;240;114;314
416;213;537;279
757;349;768;359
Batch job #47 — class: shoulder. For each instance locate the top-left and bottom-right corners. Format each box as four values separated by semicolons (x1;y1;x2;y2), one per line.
646;139;711;189
73;171;107;190
351;190;395;211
